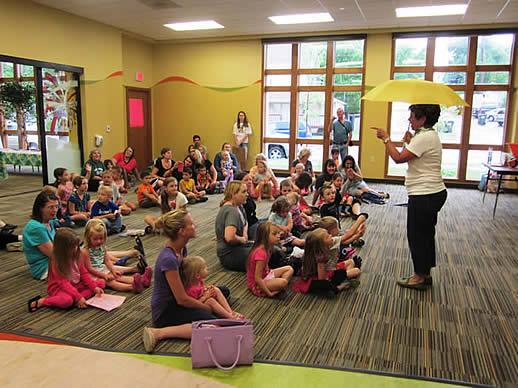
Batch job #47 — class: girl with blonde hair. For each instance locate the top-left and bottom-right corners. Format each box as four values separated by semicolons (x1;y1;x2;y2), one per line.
181;255;243;319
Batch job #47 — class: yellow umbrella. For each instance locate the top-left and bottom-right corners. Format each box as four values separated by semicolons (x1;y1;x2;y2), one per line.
362;79;469;107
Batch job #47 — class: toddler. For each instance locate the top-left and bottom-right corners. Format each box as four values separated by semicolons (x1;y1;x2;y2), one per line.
100;170;136;215
53;168;74;216
251;160;273;201
196;165;215;194
181;255;243;319
91;185;124;235
247;222;293;297
220;150;234;187
28;228;104;312
286;192;314;235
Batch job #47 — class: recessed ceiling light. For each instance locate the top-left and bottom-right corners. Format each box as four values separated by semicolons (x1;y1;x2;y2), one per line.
396;4;468;17
269;12;334;25
163;20;224;31
339;7;345;11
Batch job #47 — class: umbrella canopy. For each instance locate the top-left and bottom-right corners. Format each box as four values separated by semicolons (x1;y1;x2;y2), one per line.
362;79;469;107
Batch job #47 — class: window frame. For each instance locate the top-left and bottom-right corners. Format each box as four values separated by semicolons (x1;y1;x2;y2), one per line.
385;31;517;183
262;35;366;174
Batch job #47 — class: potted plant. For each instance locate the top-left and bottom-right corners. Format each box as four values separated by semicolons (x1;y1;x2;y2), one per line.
0;81;36;149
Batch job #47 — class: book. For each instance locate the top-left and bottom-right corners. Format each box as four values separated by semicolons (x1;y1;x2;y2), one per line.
86;294;126;312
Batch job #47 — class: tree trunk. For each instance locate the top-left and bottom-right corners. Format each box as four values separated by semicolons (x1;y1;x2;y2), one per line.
16;109;27;150
0;104;8;148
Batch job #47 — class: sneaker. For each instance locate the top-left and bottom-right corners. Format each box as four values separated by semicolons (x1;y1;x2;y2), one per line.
144;225;154;235
143;266;153;287
352;255;362;269
142;327;157;353
290;246;305;259
6;242;23;252
134;236;145;257
133;273;144;293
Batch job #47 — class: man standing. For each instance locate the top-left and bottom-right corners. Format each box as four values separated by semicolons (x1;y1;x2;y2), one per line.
328;107;353;163
192;134;209;160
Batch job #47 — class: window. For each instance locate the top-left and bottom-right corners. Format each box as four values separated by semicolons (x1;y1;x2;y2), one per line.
262;37;366;172
387;33;515;181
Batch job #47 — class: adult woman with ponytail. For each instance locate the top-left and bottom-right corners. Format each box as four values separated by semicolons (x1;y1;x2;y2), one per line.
142;209;230;353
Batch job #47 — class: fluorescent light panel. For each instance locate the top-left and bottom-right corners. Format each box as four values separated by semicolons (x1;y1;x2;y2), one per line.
164;20;224;31
269;12;334;25
396;4;468;18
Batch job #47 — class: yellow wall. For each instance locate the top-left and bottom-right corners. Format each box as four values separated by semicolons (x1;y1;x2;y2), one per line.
122;35;154;89
152;40;262;169
0;0;125;160
361;33;393;178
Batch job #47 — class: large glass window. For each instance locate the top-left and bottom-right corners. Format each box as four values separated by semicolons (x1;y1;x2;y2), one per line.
388;33;515;182
263;37;365;172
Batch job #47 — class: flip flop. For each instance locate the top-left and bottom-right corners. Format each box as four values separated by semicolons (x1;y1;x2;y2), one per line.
28;295;41;313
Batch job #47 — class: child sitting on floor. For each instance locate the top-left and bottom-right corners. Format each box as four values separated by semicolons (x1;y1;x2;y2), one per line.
53;168;74;217
137;172;160;208
251;160;273;201
82;219;151;293
286;192;314;235
100;170;136;215
28;228;104;312
112;166;128;194
179;168;207;204
144;177;188;233
268;196;305;247
331;173;366;220
195;165;215;194
246;222;294;297
319;216;366;267
293;228;361;295
67;176;91;227
91;186;125;235
181;255;243;319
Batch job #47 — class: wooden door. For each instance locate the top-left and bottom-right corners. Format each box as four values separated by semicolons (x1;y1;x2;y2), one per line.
126;87;152;171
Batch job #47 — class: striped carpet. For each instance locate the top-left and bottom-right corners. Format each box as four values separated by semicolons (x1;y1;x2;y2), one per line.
0;183;517;386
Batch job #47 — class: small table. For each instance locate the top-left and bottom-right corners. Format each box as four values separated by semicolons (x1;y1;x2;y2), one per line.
0;149;42;180
482;163;518;218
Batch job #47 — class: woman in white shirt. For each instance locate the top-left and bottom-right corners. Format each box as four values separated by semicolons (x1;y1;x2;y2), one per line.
374;104;447;290
233;111;252;163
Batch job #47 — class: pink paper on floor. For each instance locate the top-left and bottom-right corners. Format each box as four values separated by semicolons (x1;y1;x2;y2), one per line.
86;294;126;311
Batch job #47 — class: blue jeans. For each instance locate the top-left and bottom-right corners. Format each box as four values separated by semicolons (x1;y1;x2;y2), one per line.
102;214;123;234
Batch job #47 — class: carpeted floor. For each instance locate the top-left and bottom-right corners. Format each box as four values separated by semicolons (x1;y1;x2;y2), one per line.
0;183;517;386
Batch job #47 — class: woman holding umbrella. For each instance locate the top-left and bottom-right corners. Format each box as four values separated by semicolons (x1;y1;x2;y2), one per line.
373;104;447;290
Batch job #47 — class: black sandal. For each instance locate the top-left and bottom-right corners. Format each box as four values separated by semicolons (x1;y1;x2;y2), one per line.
28;295;41;313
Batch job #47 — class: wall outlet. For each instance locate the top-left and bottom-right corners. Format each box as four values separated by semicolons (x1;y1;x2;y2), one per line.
105;125;111;133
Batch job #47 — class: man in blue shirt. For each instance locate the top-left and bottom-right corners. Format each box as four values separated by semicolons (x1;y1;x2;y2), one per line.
329;107;353;163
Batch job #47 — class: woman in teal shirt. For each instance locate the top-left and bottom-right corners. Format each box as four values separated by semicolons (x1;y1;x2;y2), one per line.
23;192;59;279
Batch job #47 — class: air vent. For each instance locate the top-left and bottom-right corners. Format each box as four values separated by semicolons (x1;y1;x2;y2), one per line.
137;0;181;9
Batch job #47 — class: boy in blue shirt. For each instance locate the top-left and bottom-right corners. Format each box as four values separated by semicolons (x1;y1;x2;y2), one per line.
91;185;124;235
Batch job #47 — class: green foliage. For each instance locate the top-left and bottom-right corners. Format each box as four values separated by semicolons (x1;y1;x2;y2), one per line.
0;81;36;117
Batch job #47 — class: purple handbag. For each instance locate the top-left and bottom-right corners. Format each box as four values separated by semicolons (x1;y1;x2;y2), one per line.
191;319;254;370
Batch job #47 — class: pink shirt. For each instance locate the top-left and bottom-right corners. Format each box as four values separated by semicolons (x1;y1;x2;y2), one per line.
185;279;205;299
246;246;270;291
113;152;137;172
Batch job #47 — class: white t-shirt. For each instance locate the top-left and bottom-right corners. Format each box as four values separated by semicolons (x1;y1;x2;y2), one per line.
405;129;446;196
233;122;252;143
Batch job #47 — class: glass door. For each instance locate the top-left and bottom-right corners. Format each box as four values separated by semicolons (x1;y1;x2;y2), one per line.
40;68;83;183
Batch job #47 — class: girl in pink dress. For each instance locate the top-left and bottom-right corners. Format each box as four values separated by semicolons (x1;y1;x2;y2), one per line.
181;255;243;319
246;221;293;297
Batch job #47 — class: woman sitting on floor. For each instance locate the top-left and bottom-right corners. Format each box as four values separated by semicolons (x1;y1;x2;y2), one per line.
341;155;389;203
82;148;106;192
22;191;60;280
111;146;140;188
141;209;231;353
215;180;252;272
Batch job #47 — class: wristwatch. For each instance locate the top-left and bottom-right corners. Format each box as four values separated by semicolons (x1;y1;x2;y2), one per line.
383;137;390;144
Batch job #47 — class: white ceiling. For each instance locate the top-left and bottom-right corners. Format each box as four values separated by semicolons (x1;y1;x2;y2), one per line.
32;0;518;41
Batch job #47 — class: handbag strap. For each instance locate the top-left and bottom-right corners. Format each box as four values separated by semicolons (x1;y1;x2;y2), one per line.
205;334;243;371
